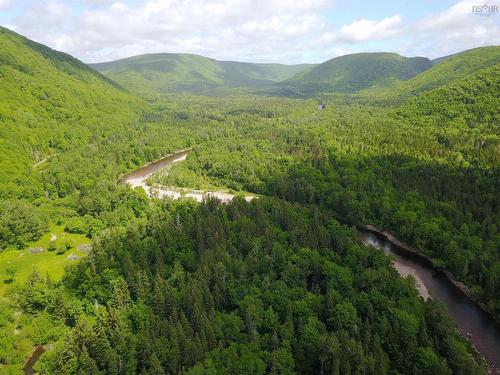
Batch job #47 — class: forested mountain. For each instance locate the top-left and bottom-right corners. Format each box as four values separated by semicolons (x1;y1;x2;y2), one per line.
431;52;460;66
401;46;500;94
277;52;432;94
399;64;500;127
90;53;314;95
0;25;144;199
90;47;499;99
0;27;195;252
361;46;500;103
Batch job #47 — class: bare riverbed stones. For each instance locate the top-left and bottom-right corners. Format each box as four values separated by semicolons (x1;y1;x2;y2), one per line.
67;254;81;261
122;149;256;204
77;244;92;252
28;247;44;254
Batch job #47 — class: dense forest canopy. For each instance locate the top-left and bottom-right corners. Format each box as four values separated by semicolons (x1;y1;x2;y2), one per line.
0;26;498;374
35;198;485;374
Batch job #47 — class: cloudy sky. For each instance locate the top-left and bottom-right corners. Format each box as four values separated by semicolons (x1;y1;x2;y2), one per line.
1;0;499;64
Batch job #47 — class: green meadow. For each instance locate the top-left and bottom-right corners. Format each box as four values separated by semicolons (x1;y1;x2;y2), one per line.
0;225;90;296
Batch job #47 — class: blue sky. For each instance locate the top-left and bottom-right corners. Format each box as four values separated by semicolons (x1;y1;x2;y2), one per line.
0;0;498;63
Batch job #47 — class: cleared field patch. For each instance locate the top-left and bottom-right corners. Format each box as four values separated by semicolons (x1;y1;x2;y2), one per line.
0;225;90;296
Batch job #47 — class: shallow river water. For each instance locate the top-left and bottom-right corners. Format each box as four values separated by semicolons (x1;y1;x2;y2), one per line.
121;149;254;202
362;230;500;369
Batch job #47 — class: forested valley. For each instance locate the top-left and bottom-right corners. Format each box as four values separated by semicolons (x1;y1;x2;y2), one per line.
0;25;499;374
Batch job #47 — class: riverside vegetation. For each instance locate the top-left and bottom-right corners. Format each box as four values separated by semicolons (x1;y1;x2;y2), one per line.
0;25;499;373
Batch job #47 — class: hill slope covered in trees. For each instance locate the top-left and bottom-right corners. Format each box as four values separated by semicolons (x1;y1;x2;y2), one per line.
90;53;315;95
277;52;432;95
0;26;144;200
0;27;195;251
360;46;500;103
398;63;500;127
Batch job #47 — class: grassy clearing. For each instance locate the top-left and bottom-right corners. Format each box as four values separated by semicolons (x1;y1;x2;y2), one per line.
0;224;90;374
0;224;90;296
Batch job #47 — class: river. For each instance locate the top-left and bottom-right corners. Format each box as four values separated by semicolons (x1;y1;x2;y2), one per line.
361;230;500;370
121;149;254;202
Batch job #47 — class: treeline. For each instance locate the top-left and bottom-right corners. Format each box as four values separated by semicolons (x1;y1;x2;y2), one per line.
25;198;484;374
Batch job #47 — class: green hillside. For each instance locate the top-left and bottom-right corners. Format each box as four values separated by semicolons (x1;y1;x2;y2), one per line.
90;53;314;95
0;26;187;253
0;27;196;252
0;27;160;372
361;46;500;103
279;52;431;94
403;46;500;94
0;26;145;199
398;64;500;127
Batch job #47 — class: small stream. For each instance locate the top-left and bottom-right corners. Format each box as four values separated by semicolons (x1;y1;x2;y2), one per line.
23;346;44;375
361;230;500;369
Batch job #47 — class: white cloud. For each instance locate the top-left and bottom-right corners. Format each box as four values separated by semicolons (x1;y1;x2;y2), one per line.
61;0;331;62
317;14;403;47
13;0;71;36
0;0;11;10
399;0;500;58
335;15;403;43
4;0;500;64
319;1;500;60
416;0;476;32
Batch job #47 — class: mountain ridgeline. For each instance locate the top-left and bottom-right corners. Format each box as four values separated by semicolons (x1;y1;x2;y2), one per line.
361;46;500;103
91;51;435;95
90;53;315;95
90;46;500;97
